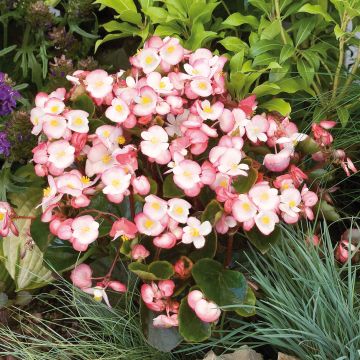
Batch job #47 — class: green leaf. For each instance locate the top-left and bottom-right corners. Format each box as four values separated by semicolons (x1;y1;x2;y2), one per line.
276;78;314;95
334;24;346;39
219;37;248;52
2;189;53;291
298;4;334;22
72;94;95;117
201;200;223;224
297;136;320;155
0;44;17;57
250;40;282;57
30;217;52;252
163;175;184;198
233;167;258;194
154;23;182;37
141;302;182;351
230;50;245;73
128;261;174;280
43;238;93;273
144;6;169;23
0;241;15;293
95;33;128;52
316;200;340;222
185;22;217;50
178;296;211;342
189;2;219;25
94;0;137;14
222;12;258;28
192;259;248;308
252;53;278;67
253;82;281;97
297;57;314;86
279;44;295;63
116;10;142;25
295;18;316;47
248;0;271;14
235;286;256;317
261;98;291;116
245;226;281;254
189;230;217;262
260;19;281;40
337;107;349;127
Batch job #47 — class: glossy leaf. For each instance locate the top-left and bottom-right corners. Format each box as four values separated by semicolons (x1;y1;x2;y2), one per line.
141;302;182;351
189;230;217;262
245;226;281;254
2;189;53;291
222;12;258;28
30;216;52;252
233;167;258;194
72;94;95;117
178;296;211;342
261;98;291;116
163;175;184;198
128;260;174;280
298;4;334;22
337;107;349;127
94;0;137;14
192;259;248;307
201;200;223;224
219;37;248;52
235;286;256;317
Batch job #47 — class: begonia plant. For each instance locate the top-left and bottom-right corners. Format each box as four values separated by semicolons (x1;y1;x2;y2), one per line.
0;36;357;344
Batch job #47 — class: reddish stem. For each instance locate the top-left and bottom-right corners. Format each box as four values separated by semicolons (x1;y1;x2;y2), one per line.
12;216;36;220
129;189;135;220
77;209;119;220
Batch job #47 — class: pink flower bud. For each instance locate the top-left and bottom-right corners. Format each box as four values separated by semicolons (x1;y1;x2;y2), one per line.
153;232;177;249
34;164;48;177
158;280;175;297
70;264;92;289
131;244;150;260
194;299;221;323
49;218;62;236
132;176;151;195
263;149;291;172
71;195;91;208
187;290;203;310
108;281;127;293
174;256;193;279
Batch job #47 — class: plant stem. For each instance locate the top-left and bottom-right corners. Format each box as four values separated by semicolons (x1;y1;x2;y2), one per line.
275;0;287;45
13;215;36;220
332;13;349;100
78;209;119;220
341;47;360;95
129;189;135;220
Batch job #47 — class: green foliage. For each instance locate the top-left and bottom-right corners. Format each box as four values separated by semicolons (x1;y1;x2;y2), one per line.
0;0;99;90
1;187;53;291
222;222;360;360
95;0;360;124
128;260;175;280
0;283;175;359
178;296;212;342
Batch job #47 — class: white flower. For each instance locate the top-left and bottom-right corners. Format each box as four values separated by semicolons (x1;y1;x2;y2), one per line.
167;198;192;224
182;217;212;249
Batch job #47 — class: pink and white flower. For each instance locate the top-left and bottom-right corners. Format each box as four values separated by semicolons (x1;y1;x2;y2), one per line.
196;100;224;120
48;140;75;169
143;195;168;221
101;167;131;195
105;97;130;123
190;77;212;97
279;188;302;218
138;48;161;73
134;86;157;116
217;148;249;177
232;195;257;223
66;110;89;133
255;210;279;235
249;183;279;211
246;115;269;143
85;69;113;98
135;212;165;236
140;125;169;158
159;37;184;65
167;198;191;223
71;215;99;251
70;264;92;289
43;97;65;115
173;160;201;190
42;115;67;139
182;217;211;249
147;72;173;94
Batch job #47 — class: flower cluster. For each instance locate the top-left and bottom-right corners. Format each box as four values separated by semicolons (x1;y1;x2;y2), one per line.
0;72;20;116
24;37;355;331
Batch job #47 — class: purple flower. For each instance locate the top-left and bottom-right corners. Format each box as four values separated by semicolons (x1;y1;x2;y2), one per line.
0;132;11;157
0;72;20;116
